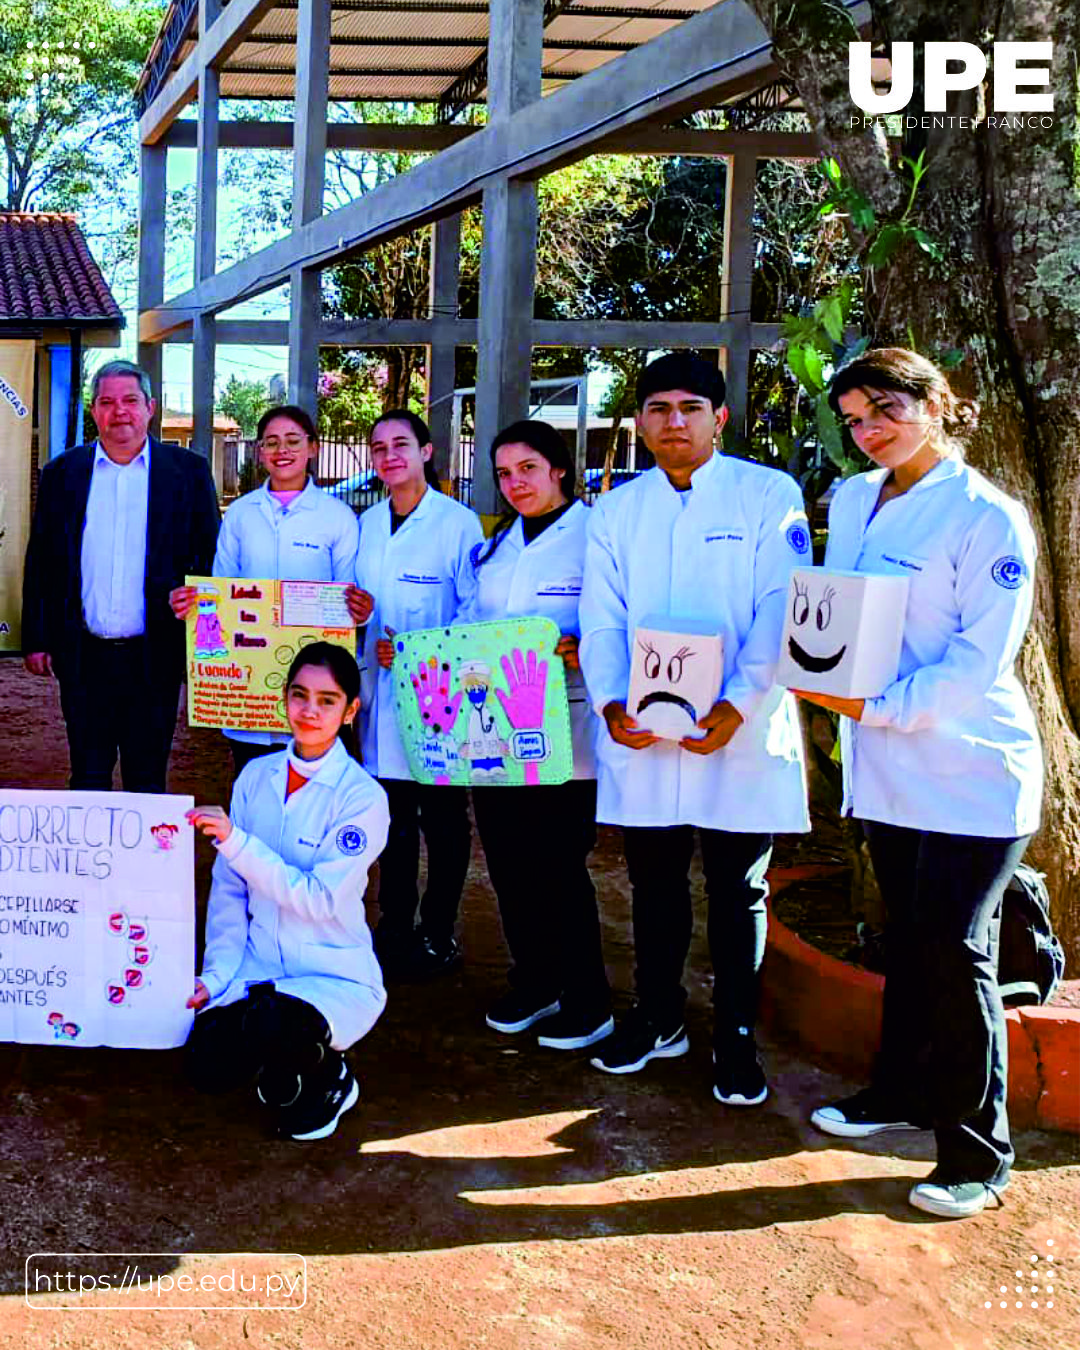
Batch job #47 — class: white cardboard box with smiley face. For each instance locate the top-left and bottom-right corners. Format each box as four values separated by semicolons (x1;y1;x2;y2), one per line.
776;568;909;698
627;616;724;740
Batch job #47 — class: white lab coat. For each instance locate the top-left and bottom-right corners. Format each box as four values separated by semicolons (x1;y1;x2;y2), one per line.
355;487;483;779
213;480;360;747
579;452;810;832
458;500;598;779
199;737;389;1049
826;457;1042;837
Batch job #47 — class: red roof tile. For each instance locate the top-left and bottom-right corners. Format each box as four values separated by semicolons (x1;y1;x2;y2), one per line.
0;213;123;325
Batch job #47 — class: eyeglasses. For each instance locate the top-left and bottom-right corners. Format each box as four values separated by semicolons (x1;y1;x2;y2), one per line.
261;435;310;451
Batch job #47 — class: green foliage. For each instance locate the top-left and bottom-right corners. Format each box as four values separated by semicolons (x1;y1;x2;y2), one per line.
819;149;944;270
0;0;160;211
216;375;271;439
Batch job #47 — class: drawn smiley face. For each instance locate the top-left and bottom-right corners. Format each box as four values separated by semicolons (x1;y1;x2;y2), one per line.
787;578;847;674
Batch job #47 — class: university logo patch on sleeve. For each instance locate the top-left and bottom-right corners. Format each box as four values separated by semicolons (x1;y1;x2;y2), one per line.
786;521;811;556
991;556;1028;590
336;825;368;856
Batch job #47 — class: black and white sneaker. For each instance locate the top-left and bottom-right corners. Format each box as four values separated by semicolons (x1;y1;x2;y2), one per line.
590;1008;689;1074
281;1059;360;1141
810;1087;922;1138
407;932;463;981
712;1030;768;1106
908;1168;1010;1219
485;990;561;1034
537;1009;615;1051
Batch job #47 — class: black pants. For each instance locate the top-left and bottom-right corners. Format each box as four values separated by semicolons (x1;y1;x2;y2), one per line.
228;738;285;779
622;826;772;1041
186;985;339;1100
376;779;471;943
472;779;610;1017
57;634;180;792
865;821;1030;1182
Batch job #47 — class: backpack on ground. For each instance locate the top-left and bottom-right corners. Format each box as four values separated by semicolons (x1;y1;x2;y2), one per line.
996;864;1065;1007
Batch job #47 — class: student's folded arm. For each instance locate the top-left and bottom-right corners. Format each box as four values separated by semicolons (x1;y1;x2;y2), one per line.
860;506;1037;732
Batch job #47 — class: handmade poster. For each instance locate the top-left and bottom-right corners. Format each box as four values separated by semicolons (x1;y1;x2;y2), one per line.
0;790;195;1048
775;568;910;698
185;576;355;731
280;580;353;629
391;618;573;786
627;616;724;740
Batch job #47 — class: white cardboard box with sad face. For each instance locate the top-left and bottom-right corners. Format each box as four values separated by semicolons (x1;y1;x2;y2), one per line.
627;616;724;740
775;568;909;698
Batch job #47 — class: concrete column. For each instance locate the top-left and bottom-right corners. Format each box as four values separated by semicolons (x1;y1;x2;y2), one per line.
136;141;167;434
191;30;220;461
288;0;331;417
720;150;756;438
473;0;544;514
426;213;461;482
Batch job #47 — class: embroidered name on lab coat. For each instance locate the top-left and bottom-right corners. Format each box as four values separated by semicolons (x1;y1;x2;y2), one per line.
881;553;924;572
704;530;745;543
537;580;583;596
398;572;443;585
290;540;322;551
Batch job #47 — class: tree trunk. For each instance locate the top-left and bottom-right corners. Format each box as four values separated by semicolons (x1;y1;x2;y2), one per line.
749;0;1080;966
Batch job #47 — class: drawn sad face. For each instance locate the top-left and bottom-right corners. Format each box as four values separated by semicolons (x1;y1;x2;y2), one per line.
634;637;700;732
788;579;847;674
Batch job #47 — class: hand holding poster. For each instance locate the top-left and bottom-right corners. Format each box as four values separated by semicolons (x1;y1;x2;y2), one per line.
185;576;355;731
392;618;573;786
0;790;195;1048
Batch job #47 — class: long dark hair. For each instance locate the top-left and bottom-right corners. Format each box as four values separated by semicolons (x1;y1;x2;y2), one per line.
827;348;979;444
285;641;361;705
370;407;442;491
474;420;576;568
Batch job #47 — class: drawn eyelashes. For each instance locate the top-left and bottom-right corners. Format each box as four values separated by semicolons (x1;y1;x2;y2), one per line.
637;639;695;683
792;582;836;632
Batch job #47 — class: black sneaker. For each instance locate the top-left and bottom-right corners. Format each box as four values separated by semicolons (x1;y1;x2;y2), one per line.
537;1009;615;1051
280;1059;360;1141
589;1008;689;1074
406;932;463;981
485;990;561;1034
712;1030;768;1106
908;1167;1010;1218
810;1087;922;1138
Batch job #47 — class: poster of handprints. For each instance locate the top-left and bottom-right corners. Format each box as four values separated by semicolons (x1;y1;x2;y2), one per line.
391;618;573;787
184;576;355;731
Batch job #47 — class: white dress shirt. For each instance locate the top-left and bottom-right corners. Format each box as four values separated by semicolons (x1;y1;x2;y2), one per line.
80;440;150;638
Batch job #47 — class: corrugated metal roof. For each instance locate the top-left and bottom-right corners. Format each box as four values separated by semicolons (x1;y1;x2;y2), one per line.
137;0;730;112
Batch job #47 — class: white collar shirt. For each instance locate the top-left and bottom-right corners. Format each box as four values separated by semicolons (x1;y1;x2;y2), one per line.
81;439;151;638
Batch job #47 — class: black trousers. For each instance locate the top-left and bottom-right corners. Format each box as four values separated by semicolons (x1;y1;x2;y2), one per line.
57;634;181;792
186;985;339;1100
865;821;1030;1182
472;779;610;1017
376;778;471;943
621;825;773;1041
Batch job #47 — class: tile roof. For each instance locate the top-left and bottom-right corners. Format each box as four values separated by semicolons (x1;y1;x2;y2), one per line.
0;213;124;326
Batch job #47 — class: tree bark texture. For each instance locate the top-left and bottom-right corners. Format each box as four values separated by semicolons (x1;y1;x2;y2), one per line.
748;0;1080;965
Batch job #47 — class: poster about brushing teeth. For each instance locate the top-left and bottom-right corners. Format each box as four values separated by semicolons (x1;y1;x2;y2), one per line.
0;790;195;1048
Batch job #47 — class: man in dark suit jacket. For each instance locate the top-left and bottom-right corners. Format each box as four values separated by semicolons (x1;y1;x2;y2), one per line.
23;360;220;792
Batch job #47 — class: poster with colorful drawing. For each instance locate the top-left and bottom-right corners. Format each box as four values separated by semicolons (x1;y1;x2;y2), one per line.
392;618;574;786
184;576;356;731
0;790;195;1048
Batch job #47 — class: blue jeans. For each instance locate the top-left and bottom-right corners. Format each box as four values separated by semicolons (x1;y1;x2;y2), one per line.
864;821;1031;1182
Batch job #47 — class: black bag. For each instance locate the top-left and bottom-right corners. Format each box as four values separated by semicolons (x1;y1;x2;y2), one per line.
996;864;1065;1007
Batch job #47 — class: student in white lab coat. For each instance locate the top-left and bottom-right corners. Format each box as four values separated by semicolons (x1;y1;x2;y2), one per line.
352;409;483;979
796;348;1042;1220
459;420;612;1050
185;643;389;1142
169;404;366;777
579;353;810;1102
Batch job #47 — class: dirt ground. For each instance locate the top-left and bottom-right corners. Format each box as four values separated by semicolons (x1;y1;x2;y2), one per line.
0;656;1076;1350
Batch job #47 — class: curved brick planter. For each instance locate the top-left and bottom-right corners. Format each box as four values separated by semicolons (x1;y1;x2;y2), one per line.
760;865;1079;1134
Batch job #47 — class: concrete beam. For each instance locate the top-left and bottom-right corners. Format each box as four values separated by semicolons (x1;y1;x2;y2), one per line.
192;25;220;460
426;213;461;479
136;142;167;434
160;121;818;159
139;0;280;144
720;149;756;435
139;0;803;340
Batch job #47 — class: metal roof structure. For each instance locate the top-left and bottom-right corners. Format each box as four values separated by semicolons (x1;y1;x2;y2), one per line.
136;0;725;120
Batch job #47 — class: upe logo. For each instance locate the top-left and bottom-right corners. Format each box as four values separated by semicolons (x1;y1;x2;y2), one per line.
849;42;1053;114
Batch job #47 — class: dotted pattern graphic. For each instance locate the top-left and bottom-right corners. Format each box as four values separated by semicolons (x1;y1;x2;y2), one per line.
984;1239;1057;1311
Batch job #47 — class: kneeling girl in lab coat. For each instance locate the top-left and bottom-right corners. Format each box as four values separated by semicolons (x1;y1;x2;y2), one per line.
185;642;389;1142
460;420;613;1051
353;409;483;980
796;348;1043;1220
